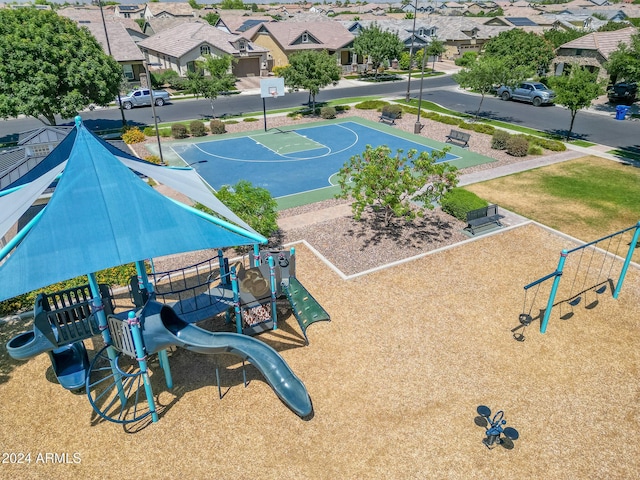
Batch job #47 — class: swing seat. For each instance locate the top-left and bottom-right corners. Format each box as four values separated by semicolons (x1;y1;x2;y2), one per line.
568;296;582;306
595;284;607;294
518;313;533;326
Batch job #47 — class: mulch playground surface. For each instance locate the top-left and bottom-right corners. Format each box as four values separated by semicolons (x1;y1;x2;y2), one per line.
1;222;639;479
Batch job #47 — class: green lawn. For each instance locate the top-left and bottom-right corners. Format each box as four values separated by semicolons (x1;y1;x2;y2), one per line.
465;156;640;242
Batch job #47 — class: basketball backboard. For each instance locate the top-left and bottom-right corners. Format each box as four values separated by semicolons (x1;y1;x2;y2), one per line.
260;77;285;99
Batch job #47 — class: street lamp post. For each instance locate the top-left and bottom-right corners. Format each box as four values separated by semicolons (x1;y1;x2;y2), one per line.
144;61;164;164
414;40;429;134
405;0;419;102
98;0;127;128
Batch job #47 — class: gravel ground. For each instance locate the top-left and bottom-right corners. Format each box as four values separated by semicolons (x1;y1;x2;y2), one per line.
135;107;562;276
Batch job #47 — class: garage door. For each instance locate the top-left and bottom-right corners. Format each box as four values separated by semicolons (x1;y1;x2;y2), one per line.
234;58;260;77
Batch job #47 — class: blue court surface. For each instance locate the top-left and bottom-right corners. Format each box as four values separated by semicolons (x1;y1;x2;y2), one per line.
168;120;461;199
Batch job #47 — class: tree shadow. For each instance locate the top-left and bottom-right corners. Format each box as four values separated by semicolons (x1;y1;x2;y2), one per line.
344;209;456;251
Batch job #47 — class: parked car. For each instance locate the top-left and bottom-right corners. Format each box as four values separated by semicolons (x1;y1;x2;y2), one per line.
117;89;170;110
607;82;637;105
496;82;556;107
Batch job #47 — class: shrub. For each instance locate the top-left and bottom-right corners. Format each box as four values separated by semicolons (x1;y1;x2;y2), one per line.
159;129;171;138
143;126;156;137
440;188;488;221
381;104;403;119
471;123;496;135
224;120;239;125
355;100;389;110
243;117;259;122
335;105;350;112
506;135;529;157
439;115;461;125
189;120;206;137
144;155;162;164
210;119;226;134
455;51;478;67
458;121;473;130
122;127;146;144
321;106;337;119
171;123;188;139
528;144;544;155
491;130;511;150
528;136;566;151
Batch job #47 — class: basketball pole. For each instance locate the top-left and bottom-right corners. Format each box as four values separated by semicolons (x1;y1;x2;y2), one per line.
263;97;267;132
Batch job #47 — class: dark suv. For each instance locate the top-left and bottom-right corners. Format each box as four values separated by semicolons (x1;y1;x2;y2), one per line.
607;82;637;105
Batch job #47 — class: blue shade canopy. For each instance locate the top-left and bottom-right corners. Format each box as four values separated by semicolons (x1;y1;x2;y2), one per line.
0;120;264;301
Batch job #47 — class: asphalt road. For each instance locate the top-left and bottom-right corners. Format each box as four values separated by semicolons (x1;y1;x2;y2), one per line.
1;75;638;151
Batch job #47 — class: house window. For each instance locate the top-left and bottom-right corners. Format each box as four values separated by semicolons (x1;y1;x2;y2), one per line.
124;13;130;18
122;64;134;80
302;33;309;43
576;49;583;56
239;40;246;51
200;45;210;55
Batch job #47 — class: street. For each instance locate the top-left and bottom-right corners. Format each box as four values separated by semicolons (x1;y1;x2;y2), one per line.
1;75;638;150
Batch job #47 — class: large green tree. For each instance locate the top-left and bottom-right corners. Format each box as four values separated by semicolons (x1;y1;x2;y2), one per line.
0;8;123;125
604;33;640;84
483;29;555;75
336;145;458;226
454;56;530;118
279;50;341;114
185;54;236;118
353;23;405;77
543;28;585;49
549;67;606;141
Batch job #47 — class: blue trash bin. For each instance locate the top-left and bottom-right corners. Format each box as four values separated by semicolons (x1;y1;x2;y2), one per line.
615;105;630;120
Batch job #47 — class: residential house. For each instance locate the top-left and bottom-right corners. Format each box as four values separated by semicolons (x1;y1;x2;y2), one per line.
137;21;268;78
114;4;145;20
554;26;637;80
214;14;273;35
58;6;146;85
143;2;197;21
249;20;354;71
0;126;73;193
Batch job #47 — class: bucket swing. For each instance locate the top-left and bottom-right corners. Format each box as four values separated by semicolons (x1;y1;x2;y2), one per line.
515;281;540;342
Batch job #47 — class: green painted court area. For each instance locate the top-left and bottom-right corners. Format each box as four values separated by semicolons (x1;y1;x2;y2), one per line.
248;131;325;155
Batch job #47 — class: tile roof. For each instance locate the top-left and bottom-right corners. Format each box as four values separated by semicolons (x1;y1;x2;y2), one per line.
138;22;267;57
255;20;354;50
559;26;637;59
58;7;145;62
145;2;197;17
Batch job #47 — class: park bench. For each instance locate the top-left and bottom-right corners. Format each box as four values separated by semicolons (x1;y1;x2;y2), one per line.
466;204;502;234
445;129;471;148
379;112;397;125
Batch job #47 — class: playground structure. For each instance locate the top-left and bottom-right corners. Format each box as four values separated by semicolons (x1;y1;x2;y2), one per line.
1;117;326;425
143;246;329;344
517;222;640;337
475;405;519;450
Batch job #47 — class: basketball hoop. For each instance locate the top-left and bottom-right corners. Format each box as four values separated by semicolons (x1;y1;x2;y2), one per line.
269;86;278;99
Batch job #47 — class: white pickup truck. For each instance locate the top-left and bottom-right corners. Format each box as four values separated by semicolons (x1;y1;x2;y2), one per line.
117;89;170;109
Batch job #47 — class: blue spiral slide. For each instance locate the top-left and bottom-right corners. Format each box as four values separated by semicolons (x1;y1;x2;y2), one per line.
140;301;313;419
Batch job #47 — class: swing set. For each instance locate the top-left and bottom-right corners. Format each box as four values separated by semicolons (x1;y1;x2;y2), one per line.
517;222;640;337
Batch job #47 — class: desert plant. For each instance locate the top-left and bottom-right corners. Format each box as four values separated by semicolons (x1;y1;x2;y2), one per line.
159;129;171;138
122;127;146;144
354;100;389;110
471;123;496;135
143;126;157;136
321;106;337;119
381;104;403;119
171;123;188;139
144;155;162;164
440;188;488;221
491;130;511;150
506;135;529;157
209;119;226;134
528;144;544;155
189;120;206;137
